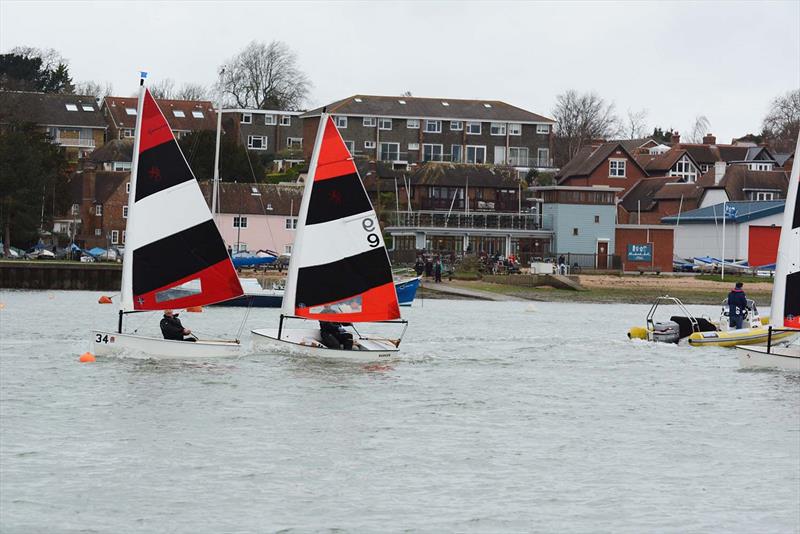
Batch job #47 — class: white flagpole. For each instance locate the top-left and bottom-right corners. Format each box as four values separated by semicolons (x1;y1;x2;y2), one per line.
721;201;726;281
212;102;223;221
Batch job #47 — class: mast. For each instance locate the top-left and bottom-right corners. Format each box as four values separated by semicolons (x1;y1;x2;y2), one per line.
770;136;800;326
119;73;147;315
212;102;223;220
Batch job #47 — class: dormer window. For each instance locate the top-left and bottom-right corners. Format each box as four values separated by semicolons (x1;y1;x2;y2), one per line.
125;108;137;115
669;155;698;182
173;110;185;118
65;104;78;111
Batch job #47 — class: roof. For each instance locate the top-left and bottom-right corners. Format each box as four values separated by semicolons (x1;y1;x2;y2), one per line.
696;166;789;201
635;148;690;173
300;94;554;124
199;182;303;217
89;139;133;163
0;91;107;128
774;153;793;166
95;172;127;203
615;137;656;153
103;96;217;132
555;142;646;182
653;181;702;200
408;163;522;188
677;143;776;165
661;200;785;224
619;177;676;211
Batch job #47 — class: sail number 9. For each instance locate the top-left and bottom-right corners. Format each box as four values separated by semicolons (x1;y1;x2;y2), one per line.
362;217;380;248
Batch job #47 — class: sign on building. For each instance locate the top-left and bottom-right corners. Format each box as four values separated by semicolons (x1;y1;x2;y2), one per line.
627;243;652;262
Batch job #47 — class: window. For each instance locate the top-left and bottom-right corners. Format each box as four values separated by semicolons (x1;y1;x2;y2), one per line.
508;147;529;166
82;104;94;112
407;119;420;129
95;205;102;216
379;118;392;130
609;159;626;178
380;142;400;161
95;228;102;236
172;110;185;118
248;135;267;150
65;104;78;111
398;99;406;105
241;113;252;124
284;244;293;254
483;103;492;108
122;129;134;138
441;101;449;107
594;215;600;223
71;203;79;215
466;122;481;135
424;120;442;133
669;155;697;182
408;143;420;151
237;243;247;252
233;216;248;228
573;228;579;236
344;140;355;153
509;123;522;136
754;191;775;201
280;115;291;126
114;162;132;172
465;145;486;164
334;116;347;128
536;124;550;134
192;110;204;118
285;217;298;230
422;144;444;162
490;122;506;136
125;108;137;115
363;117;377;127
264;114;276;125
125;182;130;194
450;121;463;131
365;140;376;149
123;206;128;218
749;162;773;171
537;148;550;166
111;230;119;244
287;137;303;148
122;231;126;244
451;145;462;163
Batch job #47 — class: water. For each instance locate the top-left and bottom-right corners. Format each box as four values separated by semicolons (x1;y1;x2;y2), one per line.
1;290;798;533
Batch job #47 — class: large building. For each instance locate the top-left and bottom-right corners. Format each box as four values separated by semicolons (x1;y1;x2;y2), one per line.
223;109;304;163
300;94;555;170
101;96;217;140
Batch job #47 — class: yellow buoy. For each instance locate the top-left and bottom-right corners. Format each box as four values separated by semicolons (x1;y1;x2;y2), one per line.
79;352;96;363
98;296;113;304
186;306;203;313
628;326;648;340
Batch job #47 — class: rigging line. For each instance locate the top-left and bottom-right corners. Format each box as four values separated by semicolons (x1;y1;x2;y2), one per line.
131;311;157;334
235;299;254;340
255;187;277;253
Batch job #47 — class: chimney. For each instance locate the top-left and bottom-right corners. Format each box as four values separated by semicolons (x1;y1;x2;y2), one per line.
670;132;680;145
714;161;726;185
702;134;716;145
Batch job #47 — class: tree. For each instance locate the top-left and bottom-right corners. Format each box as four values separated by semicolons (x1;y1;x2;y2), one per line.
0;47;73;93
177;130;265;183
74;80;114;101
651;127;676;145
551;90;619;165
624;108;649;139
149;78;176;99
687;115;711;143
0;122;67;254
217;40;311;110
762;89;800;149
176;83;208;101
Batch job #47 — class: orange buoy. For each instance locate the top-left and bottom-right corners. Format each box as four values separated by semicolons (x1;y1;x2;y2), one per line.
79;352;96;363
98;296;113;304
0;302;5;310
186;306;203;313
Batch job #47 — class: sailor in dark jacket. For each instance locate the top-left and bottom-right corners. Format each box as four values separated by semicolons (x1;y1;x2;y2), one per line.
160;310;196;341
319;321;354;350
727;282;748;329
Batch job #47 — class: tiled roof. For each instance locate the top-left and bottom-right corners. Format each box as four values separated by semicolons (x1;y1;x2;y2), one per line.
715;166;788;201
408;163;521;188
556;142;646;182
653;181;702;200
301;94;554;124
661;200;785;224
90;139;133;163
677;143;776;165
0;91;107;128
199;181;303;217
94;172;127;203
103;96;217;132
619;177;676;211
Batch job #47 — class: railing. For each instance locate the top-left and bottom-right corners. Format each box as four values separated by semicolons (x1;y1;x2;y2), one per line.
507;156;554;168
388;210;551;231
54;137;95;148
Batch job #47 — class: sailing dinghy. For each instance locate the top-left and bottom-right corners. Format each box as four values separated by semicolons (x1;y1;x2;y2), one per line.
251;113;407;360
92;77;244;358
738;137;800;370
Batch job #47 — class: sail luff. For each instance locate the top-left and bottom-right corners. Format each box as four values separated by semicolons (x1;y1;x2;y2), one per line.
119;79;147;312
280;112;329;316
770;135;800;328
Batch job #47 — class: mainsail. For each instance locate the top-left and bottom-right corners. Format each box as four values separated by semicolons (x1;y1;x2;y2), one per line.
281;114;400;323
120;84;242;311
770;138;800;328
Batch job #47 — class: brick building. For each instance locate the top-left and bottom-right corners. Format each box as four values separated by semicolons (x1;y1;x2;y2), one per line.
223;109;304;163
555;142;649;192
101;96;217;140
615;225;675;273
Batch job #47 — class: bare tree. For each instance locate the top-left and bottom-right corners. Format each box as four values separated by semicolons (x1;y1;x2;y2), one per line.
149;78;176;99
401;90;413;97
551;90;619;164
687;115;711;143
216;40;310;110
74;80;113;101
763;89;800;149
175;83;208;101
10;46;66;72
624;108;649;139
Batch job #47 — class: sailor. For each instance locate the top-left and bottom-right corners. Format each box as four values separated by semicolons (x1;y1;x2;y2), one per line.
727;282;748;329
319;321;354;350
160;310;196;342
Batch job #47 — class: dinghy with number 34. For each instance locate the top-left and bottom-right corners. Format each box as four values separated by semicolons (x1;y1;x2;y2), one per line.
251;112;407;361
91;75;244;358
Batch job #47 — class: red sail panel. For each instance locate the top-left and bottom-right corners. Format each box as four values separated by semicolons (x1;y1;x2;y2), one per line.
133;258;242;311
314;117;357;182
138;89;175;154
294;282;400;323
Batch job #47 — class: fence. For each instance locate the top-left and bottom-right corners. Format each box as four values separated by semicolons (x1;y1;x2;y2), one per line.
388;211;550;231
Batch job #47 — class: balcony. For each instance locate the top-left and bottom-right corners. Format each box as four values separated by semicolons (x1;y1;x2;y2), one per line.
54;136;95;148
507;156;554;168
387;210;552;232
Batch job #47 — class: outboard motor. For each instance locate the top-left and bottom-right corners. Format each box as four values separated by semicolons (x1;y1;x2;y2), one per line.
652;320;681;343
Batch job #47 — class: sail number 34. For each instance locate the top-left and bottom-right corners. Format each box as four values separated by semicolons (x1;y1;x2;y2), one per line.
362;217;380;248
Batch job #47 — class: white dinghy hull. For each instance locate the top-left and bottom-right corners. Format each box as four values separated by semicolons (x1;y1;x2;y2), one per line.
737;345;800;371
251;327;399;362
92;330;241;359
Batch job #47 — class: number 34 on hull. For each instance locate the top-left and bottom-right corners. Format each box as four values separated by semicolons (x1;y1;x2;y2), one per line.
92;330;241;359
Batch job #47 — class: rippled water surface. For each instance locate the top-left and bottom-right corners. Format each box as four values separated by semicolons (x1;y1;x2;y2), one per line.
1;290;798;533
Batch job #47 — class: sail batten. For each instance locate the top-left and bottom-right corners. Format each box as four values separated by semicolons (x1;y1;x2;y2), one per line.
281;114;400;322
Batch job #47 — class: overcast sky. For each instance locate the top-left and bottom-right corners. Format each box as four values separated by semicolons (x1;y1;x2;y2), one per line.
2;1;799;143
